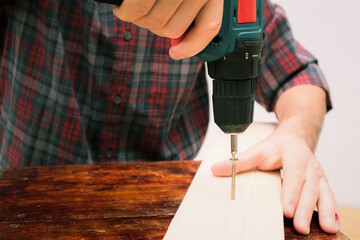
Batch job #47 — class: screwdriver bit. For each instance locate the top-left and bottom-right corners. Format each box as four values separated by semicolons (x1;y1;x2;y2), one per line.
230;134;238;200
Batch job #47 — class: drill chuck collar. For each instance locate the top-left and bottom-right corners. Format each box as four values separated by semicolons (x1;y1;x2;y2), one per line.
208;39;263;134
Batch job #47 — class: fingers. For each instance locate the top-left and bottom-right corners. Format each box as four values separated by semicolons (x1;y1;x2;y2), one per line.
283;156;337;235
113;0;157;22
292;163;319;235
169;0;223;59
134;0;183;30
281;157;306;219
317;176;338;233
148;0;206;39
211;142;280;177
211;145;261;177
211;157;258;177
113;0;223;59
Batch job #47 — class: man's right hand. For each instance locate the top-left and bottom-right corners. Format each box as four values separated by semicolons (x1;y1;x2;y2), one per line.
112;0;223;60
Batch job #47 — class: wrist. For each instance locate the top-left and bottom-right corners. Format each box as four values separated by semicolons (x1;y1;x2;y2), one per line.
275;118;313;150
274;85;327;151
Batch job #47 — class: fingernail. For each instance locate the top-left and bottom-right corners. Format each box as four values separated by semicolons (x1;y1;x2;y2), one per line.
335;213;340;230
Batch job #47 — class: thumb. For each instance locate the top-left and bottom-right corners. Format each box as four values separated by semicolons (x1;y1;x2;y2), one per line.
211;144;263;177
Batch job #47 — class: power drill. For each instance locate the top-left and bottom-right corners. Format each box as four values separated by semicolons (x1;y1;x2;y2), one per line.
199;0;264;134
95;0;265;199
171;0;265;199
197;0;264;200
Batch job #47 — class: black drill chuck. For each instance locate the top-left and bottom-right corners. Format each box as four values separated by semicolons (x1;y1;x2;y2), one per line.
212;78;255;133
208;39;262;134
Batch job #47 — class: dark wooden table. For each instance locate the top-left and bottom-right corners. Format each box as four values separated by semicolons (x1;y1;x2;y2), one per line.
0;161;349;239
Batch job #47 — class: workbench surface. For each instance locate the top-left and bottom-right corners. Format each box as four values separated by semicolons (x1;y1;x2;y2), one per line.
0;161;349;239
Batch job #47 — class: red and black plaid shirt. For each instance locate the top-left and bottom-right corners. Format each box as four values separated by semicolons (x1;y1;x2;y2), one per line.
0;0;331;168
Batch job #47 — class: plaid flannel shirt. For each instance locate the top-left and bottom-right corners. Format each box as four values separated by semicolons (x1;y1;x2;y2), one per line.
0;0;331;168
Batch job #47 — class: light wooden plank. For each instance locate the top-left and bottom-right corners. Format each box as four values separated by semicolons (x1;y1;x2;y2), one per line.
164;123;284;240
338;207;360;240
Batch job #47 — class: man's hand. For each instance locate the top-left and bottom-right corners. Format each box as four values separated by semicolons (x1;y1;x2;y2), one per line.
211;128;338;234
212;85;339;235
112;0;223;60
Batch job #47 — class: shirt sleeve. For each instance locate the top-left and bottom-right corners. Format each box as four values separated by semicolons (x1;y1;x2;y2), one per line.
256;0;332;112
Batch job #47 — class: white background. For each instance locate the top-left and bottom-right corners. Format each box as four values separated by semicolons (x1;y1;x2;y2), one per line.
196;0;360;208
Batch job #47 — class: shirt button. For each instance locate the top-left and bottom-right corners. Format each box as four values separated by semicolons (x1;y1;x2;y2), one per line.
114;94;122;105
105;149;113;159
124;31;132;41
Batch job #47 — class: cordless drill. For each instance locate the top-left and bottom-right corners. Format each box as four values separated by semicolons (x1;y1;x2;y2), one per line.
197;0;265;199
95;0;265;199
199;0;264;135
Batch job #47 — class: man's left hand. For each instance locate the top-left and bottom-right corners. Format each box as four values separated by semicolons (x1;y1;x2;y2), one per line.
211;125;339;235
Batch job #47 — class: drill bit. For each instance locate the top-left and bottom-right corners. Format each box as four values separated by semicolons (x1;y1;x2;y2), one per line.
230;134;238;200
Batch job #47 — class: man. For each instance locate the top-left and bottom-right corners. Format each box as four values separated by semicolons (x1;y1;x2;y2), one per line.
0;0;338;235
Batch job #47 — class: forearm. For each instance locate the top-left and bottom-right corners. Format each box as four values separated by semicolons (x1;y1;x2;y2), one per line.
274;85;327;152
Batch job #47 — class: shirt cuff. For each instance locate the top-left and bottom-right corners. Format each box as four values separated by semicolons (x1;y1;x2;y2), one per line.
265;62;332;112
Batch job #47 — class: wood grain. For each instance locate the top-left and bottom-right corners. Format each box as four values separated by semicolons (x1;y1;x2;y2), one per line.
0;151;350;239
164;123;284;240
0;161;199;240
0;217;171;240
338;207;360;240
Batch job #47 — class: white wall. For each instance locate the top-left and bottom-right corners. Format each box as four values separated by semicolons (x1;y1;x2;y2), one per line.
196;0;360;208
